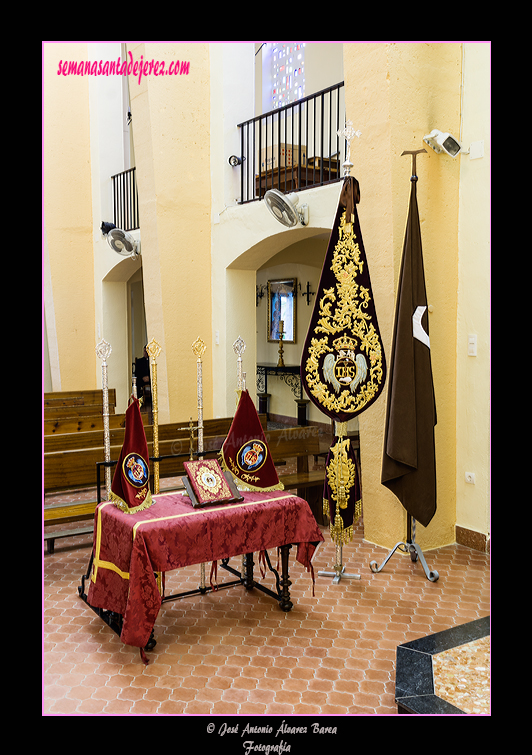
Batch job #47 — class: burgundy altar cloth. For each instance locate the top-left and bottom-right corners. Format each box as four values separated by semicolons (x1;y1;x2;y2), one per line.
86;490;324;648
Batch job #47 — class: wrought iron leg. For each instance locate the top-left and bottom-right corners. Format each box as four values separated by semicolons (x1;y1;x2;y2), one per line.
369;517;439;582
245;553;254;590
199;562;207;594
279;544;293;611
318;542;361;584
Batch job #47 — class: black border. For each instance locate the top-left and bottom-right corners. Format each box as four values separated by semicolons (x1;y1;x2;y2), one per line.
395;615;490;714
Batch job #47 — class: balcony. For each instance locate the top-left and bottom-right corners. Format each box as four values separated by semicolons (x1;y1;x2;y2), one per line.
111;167;139;232
236;81;345;204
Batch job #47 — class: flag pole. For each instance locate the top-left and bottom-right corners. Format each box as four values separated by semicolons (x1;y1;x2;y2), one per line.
370;148;439;582
96;339;113;500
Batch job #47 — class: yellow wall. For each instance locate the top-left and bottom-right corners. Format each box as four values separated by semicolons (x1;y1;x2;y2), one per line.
126;43;212;424
456;43;490;541
43;42;95;390
42;41;489;550
343;42;462;551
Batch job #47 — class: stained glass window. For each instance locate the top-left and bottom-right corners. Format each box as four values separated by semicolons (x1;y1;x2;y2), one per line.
270;43;305;108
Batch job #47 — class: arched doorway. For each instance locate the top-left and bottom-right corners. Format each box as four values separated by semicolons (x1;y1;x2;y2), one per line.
101;254;144;413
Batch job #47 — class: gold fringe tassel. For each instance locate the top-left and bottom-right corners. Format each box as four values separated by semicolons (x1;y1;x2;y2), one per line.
110;489;155;515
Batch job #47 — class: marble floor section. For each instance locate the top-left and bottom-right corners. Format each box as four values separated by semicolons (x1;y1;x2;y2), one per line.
43;514;490;716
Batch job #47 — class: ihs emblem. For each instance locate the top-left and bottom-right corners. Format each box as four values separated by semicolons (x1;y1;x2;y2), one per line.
322;335;368;395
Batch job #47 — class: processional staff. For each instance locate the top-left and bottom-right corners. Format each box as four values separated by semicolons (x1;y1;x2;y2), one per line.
233;336;248;579
96;339;113;499
233;335;246;392
146;338;162;495
192;337;208;592
192;337;207;456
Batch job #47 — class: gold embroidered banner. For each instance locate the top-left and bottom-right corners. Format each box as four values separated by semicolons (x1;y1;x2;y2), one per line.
301;176;386;543
301;176;386;422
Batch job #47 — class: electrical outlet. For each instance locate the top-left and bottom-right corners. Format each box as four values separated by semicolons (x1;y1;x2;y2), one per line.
465;472;476;484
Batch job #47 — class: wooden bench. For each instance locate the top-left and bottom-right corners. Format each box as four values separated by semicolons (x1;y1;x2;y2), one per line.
44;389;116;409
44;389;121;435
43;416;267;552
265;425;327;525
44;501;97;554
44;390;117;419
44;422;328;546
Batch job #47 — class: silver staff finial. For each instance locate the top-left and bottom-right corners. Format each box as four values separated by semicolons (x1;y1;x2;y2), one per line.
338;120;361;176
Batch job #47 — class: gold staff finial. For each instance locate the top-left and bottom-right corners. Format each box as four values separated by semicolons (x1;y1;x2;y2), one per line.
192;336;207;360
146;338;162;360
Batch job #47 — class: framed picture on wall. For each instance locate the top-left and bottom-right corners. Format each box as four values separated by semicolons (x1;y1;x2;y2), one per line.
267;278;297;343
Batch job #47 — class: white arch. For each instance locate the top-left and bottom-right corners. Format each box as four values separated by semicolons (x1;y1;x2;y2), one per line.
212;183;341;417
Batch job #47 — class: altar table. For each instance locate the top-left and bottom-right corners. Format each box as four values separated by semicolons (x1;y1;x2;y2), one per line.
79;490;324;651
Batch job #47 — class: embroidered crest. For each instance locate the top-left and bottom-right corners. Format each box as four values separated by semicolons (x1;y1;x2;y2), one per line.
237;440;267;473
123;452;149;489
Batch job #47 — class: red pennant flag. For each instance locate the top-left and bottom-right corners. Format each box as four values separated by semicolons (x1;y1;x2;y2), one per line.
110;397;154;514
220;390;283;492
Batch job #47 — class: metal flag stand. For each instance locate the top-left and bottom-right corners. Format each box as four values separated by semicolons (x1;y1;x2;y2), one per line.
369;515;439;582
317;122;362;586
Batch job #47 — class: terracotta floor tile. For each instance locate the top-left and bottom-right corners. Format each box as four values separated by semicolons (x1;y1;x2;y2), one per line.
44;494;490;717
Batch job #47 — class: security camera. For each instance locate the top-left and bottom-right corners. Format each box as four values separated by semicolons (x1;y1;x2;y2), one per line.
423;129;462;158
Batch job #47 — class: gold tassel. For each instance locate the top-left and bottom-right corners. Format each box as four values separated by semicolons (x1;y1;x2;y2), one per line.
110;489;154;515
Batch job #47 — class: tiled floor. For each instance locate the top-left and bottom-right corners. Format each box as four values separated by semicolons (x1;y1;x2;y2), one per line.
43;505;490;716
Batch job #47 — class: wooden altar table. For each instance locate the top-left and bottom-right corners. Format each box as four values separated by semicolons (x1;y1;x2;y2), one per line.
78;490;324;654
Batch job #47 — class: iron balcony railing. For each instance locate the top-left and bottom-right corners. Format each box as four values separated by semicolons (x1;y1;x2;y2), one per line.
111;167;139;231
236;81;345;204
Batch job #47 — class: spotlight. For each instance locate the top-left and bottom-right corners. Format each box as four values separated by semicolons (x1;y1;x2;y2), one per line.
423;129;462;158
228;155;243;167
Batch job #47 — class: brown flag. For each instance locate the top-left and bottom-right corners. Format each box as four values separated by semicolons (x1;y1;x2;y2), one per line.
381;177;437;527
